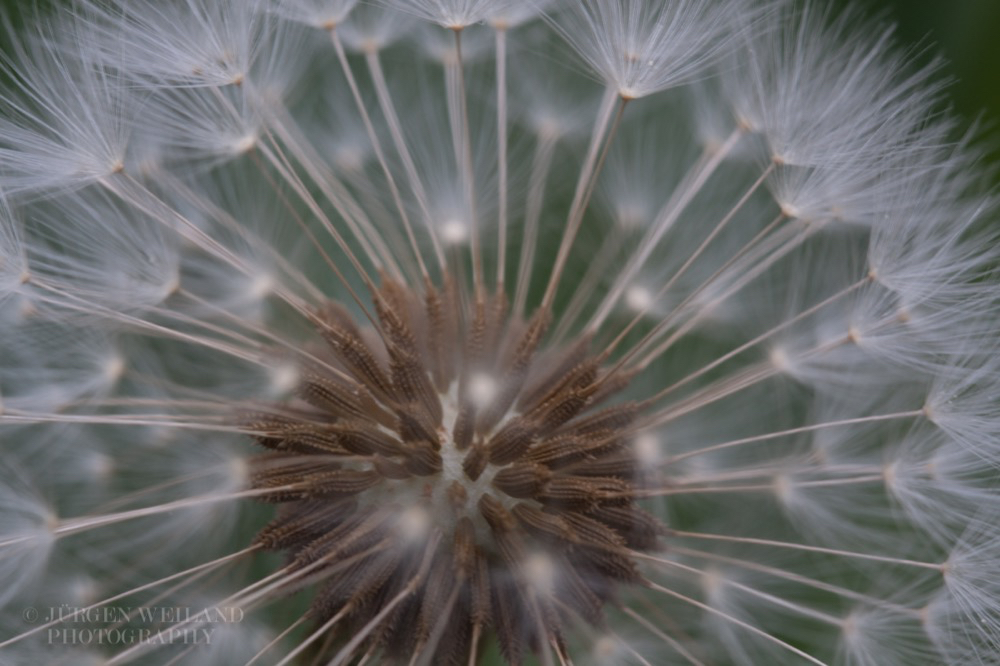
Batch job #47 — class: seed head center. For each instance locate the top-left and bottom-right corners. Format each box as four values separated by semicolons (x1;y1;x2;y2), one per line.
244;276;661;662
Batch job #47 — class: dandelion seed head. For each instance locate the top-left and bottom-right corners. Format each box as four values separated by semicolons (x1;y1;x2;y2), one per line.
1;0;999;664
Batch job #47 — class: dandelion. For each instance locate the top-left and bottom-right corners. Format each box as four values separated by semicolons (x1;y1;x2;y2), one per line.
1;0;998;664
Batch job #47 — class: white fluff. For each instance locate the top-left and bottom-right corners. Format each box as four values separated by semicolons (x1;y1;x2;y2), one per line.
0;1;997;664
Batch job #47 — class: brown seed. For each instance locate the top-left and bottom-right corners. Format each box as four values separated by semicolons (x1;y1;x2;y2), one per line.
462;442;488;481
511;504;574;542
493;463;552;499
486;418;536;465
403;443;443;476
562;511;627;549
541;478;633;513
305;469;382;498
254;499;358;550
371;455;412;480
553;561;607;625
318;322;394;403
586;504;664;550
478;493;516;534
475;310;551;434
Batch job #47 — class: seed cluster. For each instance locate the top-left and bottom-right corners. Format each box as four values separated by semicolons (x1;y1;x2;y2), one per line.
246;277;661;664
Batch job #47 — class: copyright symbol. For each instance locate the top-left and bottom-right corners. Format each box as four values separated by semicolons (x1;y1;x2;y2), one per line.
22;607;38;623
